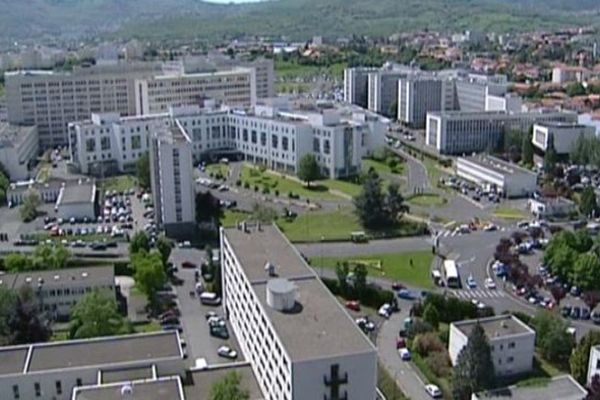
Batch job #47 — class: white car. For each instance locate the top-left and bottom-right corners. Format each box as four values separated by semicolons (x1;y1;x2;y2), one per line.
425;384;442;398
217;346;238;359
378;303;392;318
484;278;496;289
399;348;411;361
467;275;476;288
194;358;208;370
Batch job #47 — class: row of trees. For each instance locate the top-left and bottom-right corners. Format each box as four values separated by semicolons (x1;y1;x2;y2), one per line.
0;285;50;345
129;231;171;305
571;134;600;170
4;244;71;272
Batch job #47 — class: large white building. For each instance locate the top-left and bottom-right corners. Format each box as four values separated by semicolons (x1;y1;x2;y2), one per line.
0;266;114;318
150;123;196;237
344;67;378;108
587;345;600;384
449;315;536;377
55;180;97;220
456;155;538;198
532;122;595;155
0;123;39;181
220;224;378;400
367;69;406;117
426;110;578;155
398;75;454;128
68;100;386;180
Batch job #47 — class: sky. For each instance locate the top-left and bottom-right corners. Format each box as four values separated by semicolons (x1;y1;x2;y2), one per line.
204;0;265;3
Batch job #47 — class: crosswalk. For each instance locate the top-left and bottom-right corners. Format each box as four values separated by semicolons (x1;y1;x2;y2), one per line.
450;289;506;299
438;226;507;238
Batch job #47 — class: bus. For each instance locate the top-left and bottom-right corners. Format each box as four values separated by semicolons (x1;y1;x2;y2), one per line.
443;260;460;288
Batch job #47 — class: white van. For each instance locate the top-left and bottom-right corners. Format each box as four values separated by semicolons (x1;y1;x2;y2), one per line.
195;282;204;294
200;292;221;306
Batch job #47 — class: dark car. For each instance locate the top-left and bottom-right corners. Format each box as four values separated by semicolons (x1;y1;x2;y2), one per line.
570;306;581;319
561;306;572;318
581;308;591;320
210;325;229;339
160;316;180;325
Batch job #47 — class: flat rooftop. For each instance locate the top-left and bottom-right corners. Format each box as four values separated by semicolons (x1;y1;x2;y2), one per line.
74;377;184;400
7;266;114;289
460;155;536;176
536;121;589;129
474;375;586;400
0;123;36;149
222;225;376;362
0;347;29;375
453;315;534;339
27;331;181;372
185;364;263;400
58;181;96;205
101;366;154;384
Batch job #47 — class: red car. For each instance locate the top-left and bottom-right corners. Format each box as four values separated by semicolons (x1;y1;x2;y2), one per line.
345;300;361;312
396;337;407;349
181;261;197;269
392;282;405;291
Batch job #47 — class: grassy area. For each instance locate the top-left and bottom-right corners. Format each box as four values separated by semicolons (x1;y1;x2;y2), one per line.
310;250;434;288
36;163;51;183
493;206;527;220
134;320;161;333
377;363;408;400
220;209;252;227
422;157;445;185
407;193;447;207
99;175;137;193
363;158;405;176
50;330;69;342
240;165;340;201
205;163;230;179
277;209;362;242
320;179;362;197
412;353;452;398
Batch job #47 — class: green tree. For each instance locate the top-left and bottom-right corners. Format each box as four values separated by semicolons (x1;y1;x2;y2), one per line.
33;244;70;269
297;154;320;187
0;286;17;345
580;187;598;218
353;169;387;229
353;264;368;294
129;231;150;254
20;189;41;222
136;152;151;190
156;236;173;268
196;191;222;224
570;331;600;384
335;262;350;295
11;286;50;344
251;203;277;223
4;253;33;272
544;133;558;175
452;323;495;400
385;183;409;222
209;371;250;400
522;127;534;166
422;303;440;330
133;251;167;301
572;253;600;291
70;290;131;339
532;311;573;364
566;82;586;97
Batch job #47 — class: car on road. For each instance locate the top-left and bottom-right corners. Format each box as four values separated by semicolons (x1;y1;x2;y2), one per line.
397;289;415;300
483;224;497;232
355;317;376;333
484;278;496;289
425;384;442;398
200;292;221;306
181;261;197;269
396;337;407;349
467;275;476;289
205;311;219;320
210;325;229;339
398;348;411;361
217;346;238;359
345;300;361;312
378;303;392;318
391;282;405;291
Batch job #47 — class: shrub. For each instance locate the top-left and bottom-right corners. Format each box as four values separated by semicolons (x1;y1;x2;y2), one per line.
425;351;452;378
274;190;279;197
413;332;445;357
243;182;250;189
262;186;270;194
254;185;259;192
235;180;241;187
407;318;433;339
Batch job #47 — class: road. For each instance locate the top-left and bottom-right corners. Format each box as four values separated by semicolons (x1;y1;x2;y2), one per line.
388;146;430;193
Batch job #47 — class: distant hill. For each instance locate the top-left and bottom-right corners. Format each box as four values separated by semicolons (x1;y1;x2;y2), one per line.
1;0;599;41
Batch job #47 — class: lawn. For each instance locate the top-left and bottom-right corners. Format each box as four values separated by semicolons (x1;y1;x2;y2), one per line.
277;209;362;242
408;193;447;207
422;157;445;186
205;163;230;179
99;175;137;193
220;209;252;227
134;320;161;333
493;206;527;220
275;60;346;79
240;165;340;201
309;250;434;288
363;158;405;176
320;179;362;197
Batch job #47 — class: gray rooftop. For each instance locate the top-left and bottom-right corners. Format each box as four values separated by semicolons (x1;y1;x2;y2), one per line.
0;347;29;375
74;377;184;400
101;366;154;384
58;181;96;205
27;331;181;372
453;315;535;340
473;375;587;400
0;123;36;149
460;155;536;177
222;225;376;362
185;364;263;400
7;266;114;290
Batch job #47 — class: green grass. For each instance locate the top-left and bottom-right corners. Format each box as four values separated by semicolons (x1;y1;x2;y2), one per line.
407;193;447;207
50;330;69;342
493;207;527;220
134;320;161;333
241;165;340;201
277;209;362;242
515;377;551;388
220;209;252;227
377;363;409;400
422;157;445;185
310;250;434;288
320;179;362;197
99;175;137;193
363;159;405;176
205;163;230;179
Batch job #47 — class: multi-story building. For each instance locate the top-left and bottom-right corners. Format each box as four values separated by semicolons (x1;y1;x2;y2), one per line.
367;69;405;117
456;155;538;198
473;375;586;400
588;345;600;384
5;62;162;148
344;67;378;108
552;66;590;84
134;68;256;115
0;266;114;318
0;122;39;181
449;314;535;377
532;122;595;155
398;75;453;128
69;100;386;180
149;122;195;237
220;224;378;400
0;331;184;400
426;110;578;155
55;180;97;220
453;73;508;112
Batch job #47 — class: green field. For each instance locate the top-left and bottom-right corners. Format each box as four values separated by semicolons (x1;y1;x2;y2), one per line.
310;250;434;288
408;193;447;206
363;158;405;176
134;320;161;333
319;179;362;197
277;209;362;242
241;165;340;201
493;206;527;220
220;209;252;227
205;163;230;179
99;175;137;193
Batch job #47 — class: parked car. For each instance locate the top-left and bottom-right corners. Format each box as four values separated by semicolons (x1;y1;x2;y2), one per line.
581;308;591;320
181;261;197;269
200;292;221;306
591;310;600;324
561;306;572;318
217;346;238;359
425;384;442;398
467;275;477;289
345;300;361;312
398;348;411;361
378;303;392;319
484;278;496;289
397;289;415;300
570;306;581;319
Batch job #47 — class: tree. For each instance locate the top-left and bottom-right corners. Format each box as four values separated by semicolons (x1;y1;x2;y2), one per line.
583;291;600;311
0;286;17;345
354;169;386;229
33;244;70;270
297;154;320;187
11;286;50;344
532;311;573;364
452;323;495;400
353;264;368;294
544;133;558;175
156;236;173;268
385;183;409;222
136;152;151;189
70;290;131;339
572;253;600;291
335;262;350;295
550;285;567;306
566;82;587;97
4;253;33;272
251;202;277;223
581;187;598;218
422;303;440;330
133;251;167;301
522;127;534;166
209;371;250;400
20;189;41;222
129;231;150;254
196;191;222;225
570;330;600;384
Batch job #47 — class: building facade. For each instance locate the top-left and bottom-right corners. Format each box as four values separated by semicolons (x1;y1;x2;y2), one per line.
55;180;97;220
344;67;378;108
449;315;535;377
0;123;39;181
220;224;378;400
367;70;404;117
532;122;595;155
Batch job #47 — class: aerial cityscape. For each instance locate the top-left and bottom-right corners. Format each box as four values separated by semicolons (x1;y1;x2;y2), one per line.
2;1;600;399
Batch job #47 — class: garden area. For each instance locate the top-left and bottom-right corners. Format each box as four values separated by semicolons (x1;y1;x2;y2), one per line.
98;175;137;193
205;162;230;180
407;193;447;207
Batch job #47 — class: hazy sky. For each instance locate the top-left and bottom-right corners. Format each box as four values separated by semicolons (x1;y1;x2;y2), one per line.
204;0;264;3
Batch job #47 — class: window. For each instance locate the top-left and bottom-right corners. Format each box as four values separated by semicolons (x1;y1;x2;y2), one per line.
85;138;95;152
34;382;41;397
251;130;257;144
12;385;19;399
131;135;141;150
313;138;320;152
55;381;62;395
100;136;111;151
272;135;278;149
507;356;514;363
282;137;289;151
508;342;515;349
324;139;330;155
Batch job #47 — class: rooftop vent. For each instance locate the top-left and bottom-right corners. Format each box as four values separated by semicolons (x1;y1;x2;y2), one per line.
81;272;88;278
120;383;133;397
264;262;277;277
266;278;297;312
53;275;60;280
25;277;32;283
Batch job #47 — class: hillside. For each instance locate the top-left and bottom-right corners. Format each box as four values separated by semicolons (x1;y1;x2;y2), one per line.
1;0;599;41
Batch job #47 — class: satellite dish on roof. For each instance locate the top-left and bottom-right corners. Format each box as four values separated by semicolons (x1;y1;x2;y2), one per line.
121;384;133;396
265;262;276;277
